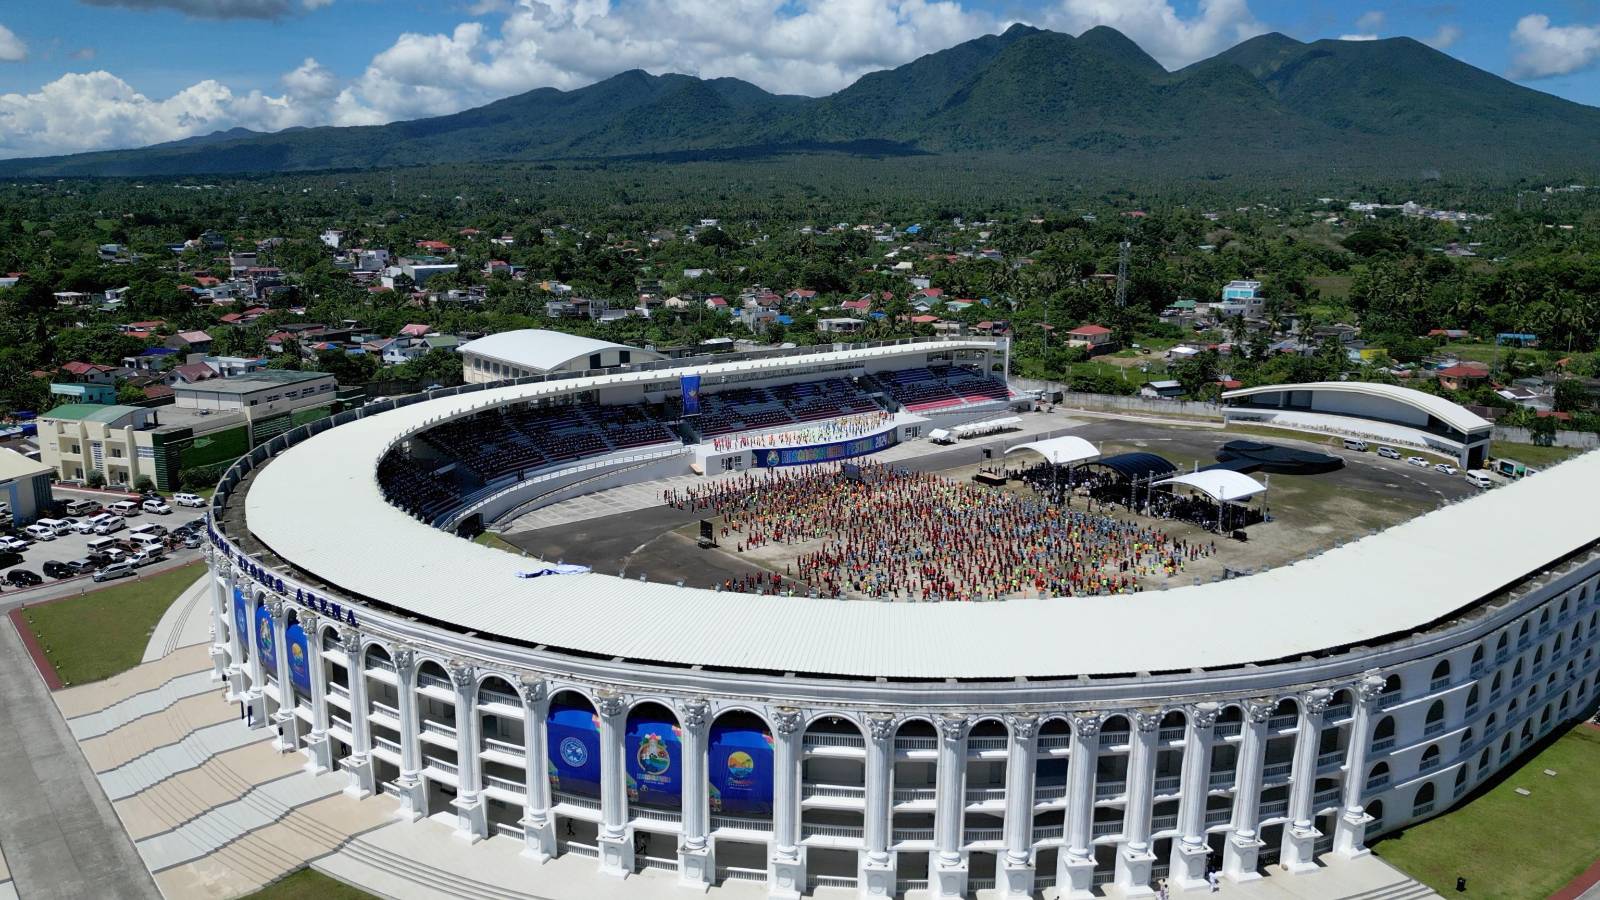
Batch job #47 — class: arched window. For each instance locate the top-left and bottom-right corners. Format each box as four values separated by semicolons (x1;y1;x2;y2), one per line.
1367;762;1391;790
1466;685;1479;709
1368;798;1385;830
1425;700;1445;725
1497;633;1509;652
1413;782;1436;816
1373;716;1396;746
1470;645;1485;667
1431;660;1451;687
1459;728;1473;750
1453;767;1469;796
1419;744;1441;772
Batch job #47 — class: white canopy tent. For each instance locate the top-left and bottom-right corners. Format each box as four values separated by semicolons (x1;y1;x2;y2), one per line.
1152;470;1266;503
1004;435;1100;467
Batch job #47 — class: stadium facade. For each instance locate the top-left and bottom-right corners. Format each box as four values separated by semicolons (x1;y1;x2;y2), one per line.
204;338;1600;898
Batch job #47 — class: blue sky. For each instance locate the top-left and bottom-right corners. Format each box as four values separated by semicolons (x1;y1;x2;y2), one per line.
0;0;1598;159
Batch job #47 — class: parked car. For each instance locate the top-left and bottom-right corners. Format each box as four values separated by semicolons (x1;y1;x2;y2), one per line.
173;492;206;508
1434;463;1459;476
181;534;203;550
1465;470;1494;489
22;523;55;541
64;498;101;517
4;569;42;587
0;551;21;569
129;548;165;568
36;517;71;536
76;514;112;534
108;500;140;517
141;499;172;515
42;560;74;579
65;557;97;574
1406;456;1429;468
131;523;169;538
0;536;28;552
51;517;80;535
1341;438;1368;452
1377;446;1401;460
92;516;127;536
93;560;136;583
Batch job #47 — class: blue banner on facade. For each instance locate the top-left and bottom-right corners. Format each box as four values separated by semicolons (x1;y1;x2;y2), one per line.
709;725;774;816
627;716;683;809
232;587;249;662
547;703;602;799
255;602;276;673
286;621;311;693
680;375;702;416
753;429;897;467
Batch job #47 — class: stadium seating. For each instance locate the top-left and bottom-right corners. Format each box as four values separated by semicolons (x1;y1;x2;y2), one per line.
692;377;879;437
874;366;1009;412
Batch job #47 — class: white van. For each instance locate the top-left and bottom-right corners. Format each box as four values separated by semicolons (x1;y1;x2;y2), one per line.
86;535;123;555
23;523;56;541
1464;470;1494;489
130;532;166;552
108;500;140;517
92;516;126;536
1342;438;1368;452
35;517;71;536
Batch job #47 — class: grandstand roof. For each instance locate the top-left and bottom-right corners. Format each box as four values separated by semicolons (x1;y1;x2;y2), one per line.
1154;470;1266;503
1222;381;1493;435
241;342;1600;680
1004;435;1099;466
457;329;665;373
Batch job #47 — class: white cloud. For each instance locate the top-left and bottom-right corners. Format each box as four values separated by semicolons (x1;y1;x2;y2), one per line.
1043;0;1265;69
71;47;98;61
282;57;338;100
1355;10;1385;32
0;23;27;62
1426;24;1462;50
1509;13;1600;79
1338;34;1379;41
77;0;330;20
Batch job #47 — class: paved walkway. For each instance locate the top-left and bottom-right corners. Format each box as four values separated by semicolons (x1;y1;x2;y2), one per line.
0;617;159;900
142;572;212;664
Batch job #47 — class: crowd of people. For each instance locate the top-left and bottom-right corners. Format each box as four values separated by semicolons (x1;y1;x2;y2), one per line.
1012;464;1263;533
667;462;1212;601
708;411;895;452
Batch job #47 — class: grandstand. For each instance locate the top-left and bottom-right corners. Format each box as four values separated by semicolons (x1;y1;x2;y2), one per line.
871;365;1011;411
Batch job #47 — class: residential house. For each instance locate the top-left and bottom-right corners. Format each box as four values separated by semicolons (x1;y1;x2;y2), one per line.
166;330;214;353
1065;324;1115;352
1437;363;1490;392
59;362;117;385
1140;380;1185;400
172;362;221;385
1216;280;1264;317
817;317;865;334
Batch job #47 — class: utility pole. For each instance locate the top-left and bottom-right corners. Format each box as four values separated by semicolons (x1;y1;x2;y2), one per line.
1115;240;1131;308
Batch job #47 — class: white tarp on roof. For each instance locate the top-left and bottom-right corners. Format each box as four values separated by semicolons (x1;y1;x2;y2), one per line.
1004;435;1099;466
1154;469;1266;503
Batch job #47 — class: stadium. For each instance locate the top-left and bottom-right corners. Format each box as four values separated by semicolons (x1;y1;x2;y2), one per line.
204;335;1600;899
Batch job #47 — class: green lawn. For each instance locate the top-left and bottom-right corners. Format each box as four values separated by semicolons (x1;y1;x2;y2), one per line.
1490;441;1591;469
474;531;523;554
1372;725;1600;899
1438;341;1501;364
241;868;377;900
20;562;205;685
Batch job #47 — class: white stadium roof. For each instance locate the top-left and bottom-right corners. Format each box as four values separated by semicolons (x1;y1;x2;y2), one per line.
1154;470;1266;503
1222;381;1493;435
244;347;1600;679
1004;435;1100;466
457;329;662;372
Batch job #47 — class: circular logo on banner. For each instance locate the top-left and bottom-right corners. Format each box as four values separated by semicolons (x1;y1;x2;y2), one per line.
559;736;588;768
637;734;671;776
726;750;755;784
765;450;780;467
290;643;305;664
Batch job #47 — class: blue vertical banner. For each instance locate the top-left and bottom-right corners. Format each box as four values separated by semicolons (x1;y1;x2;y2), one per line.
232;587;249;661
255;602;276;674
709;725;774;816
547;703;603;798
626;716;683;809
680;374;702;416
286;620;311;693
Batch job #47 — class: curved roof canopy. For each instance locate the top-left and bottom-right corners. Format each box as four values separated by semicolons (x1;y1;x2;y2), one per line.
1154;470;1266;503
1222;381;1492;435
1005;435;1099;466
1080;452;1176;481
457;329;663;373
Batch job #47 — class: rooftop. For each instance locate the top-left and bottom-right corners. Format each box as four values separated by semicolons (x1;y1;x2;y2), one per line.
176;369;331;395
457;329;663;372
0;447;50;481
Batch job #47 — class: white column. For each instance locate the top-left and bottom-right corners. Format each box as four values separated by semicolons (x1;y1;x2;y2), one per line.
1170;702;1220;889
769;708;806;899
205;550;227;681
519;676;556;861
339;627;375;798
1059;713;1101;899
450;660;487;842
242;587;267;727
1115;710;1161;895
392;644;427;821
221;563;246;698
931;714;971;899
266;599;300;753
300;612;333;775
1282;689;1332;872
858;713;896;899
1000;714;1039;899
1335;675;1387;858
677;698;714;890
596;691;634;877
1222;699;1273;882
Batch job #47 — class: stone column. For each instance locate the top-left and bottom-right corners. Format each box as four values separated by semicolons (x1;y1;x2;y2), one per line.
242;587;267;728
338;627;375;798
1114;710;1161;895
769;708;806;899
450;660;486;842
300;612;333;775
1281;688;1332;872
1222;698;1274;882
222;563;246;699
1059;713;1102;899
519;676;556;862
1170;702;1220;889
858;712;897;898
676;698;714;890
392;644;427;821
595;691;634;877
205;550;228;682
1000;714;1039;899
931;714;971;899
266;598;301;753
1334;674;1387;858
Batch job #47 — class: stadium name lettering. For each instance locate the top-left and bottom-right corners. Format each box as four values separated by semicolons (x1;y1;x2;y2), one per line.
296;589;360;627
213;534;359;626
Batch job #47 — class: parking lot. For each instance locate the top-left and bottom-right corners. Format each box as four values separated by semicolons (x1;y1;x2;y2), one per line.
0;488;208;595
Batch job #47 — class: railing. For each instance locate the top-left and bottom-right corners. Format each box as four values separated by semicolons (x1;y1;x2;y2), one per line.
1259;799;1289;819
1092;820;1123;837
1495;650;1510;665
1039;735;1071;751
1268;713;1298;730
329;682;350;699
552;790;600;810
1154;775;1182;794
802;823;863;840
1208;770;1236;789
485;774;525;793
1366;774;1390;791
1158;726;1186;742
893;827;934;842
965;786;1006;803
1151;813;1178;831
1032;824;1064;841
1414;801;1435;816
381;781;401;798
1093;868;1115;885
892;787;935;803
1423;720;1445;737
374;736;402;754
1215;722;1242;738
720;867;767;883
1100;729;1130;745
484;736;524;757
969;877;997;891
639;854;676;872
804;733;864;750
711;815;770;832
1317;750;1344;770
964;827;1003;842
1325;703;1352;720
808;875;858;890
371;700;399;720
1464;703;1479;720
969;736;1007;752
807;784;866;800
1035;783;1067;801
895;736;935;752
367;657;396;674
1095;780;1126;799
1262;762;1293;782
565;841;598;858
423;720;457;739
1376;692;1404;710
418;672;452;692
895;878;930;893
1371;737;1396;753
425;756;458;776
1314;787;1342;808
479;688;520;708
494;821;524;839
1419;755;1442;773
451;444;692;529
1430;676;1453;692
330;713;352;732
631;807;679;823
1204;807;1232;826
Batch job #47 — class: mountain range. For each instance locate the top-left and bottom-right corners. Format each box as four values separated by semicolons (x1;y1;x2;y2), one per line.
4;24;1597;179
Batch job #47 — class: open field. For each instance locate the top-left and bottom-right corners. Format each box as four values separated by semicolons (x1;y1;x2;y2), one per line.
243;869;377;900
1373;724;1600;899
1490;441;1590;469
19;562;204;685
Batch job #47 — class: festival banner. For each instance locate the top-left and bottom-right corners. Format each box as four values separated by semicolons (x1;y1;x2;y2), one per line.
232;587;250;662
709;726;774;816
626;716;683;809
753;429;896;467
680;375;702;416
255;602;277;673
286;620;312;693
547;704;603;798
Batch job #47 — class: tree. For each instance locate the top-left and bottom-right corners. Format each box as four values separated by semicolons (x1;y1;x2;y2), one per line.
1529;413;1559;446
87;470;106;489
117;383;148;405
1553;379;1589;413
1172;349;1222;398
133;475;155;494
313;349;379;386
